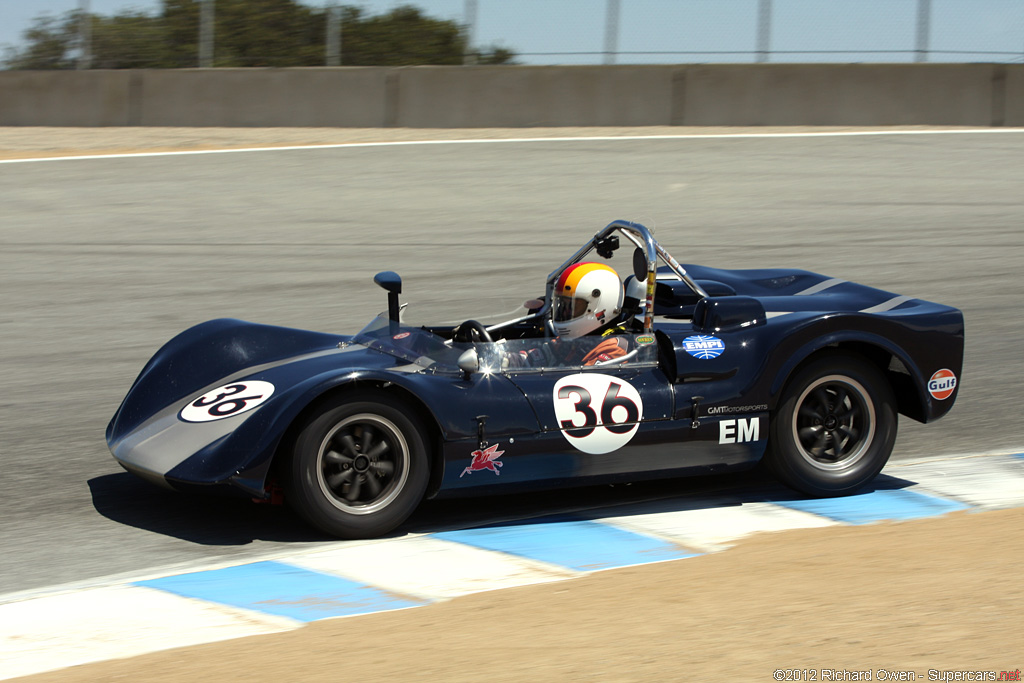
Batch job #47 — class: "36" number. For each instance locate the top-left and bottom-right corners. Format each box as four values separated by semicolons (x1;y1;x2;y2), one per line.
552;374;644;454
179;380;276;423
557;381;640;436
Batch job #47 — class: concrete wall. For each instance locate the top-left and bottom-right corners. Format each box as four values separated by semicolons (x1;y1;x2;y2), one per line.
0;64;1021;128
394;66;675;127
0;70;136;126
679;64;998;126
1005;65;1024;127
138;68;391;127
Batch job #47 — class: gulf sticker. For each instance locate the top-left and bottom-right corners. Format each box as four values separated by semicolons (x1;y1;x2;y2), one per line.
179;381;275;423
927;369;957;400
552;373;644;454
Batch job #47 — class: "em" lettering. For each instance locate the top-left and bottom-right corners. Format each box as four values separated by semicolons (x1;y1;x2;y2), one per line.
719;418;760;444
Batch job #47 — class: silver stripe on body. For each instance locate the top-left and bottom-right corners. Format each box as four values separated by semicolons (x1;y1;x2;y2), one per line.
860;295;915;314
795;278;845;296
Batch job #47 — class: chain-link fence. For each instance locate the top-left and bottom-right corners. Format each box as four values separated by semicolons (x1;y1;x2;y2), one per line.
471;0;1024;64
2;0;1023;69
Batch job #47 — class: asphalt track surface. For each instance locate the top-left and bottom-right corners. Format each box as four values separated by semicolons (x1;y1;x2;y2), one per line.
2;130;1022;597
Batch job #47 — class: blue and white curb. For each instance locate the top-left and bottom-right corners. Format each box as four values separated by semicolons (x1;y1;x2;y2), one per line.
1;452;1022;680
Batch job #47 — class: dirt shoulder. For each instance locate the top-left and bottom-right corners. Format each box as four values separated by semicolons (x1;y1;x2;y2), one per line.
18;507;1024;682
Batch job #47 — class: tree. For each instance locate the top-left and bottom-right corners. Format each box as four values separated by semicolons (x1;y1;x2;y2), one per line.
4;13;79;70
3;1;517;70
341;5;465;66
340;6;515;66
161;0;323;67
90;11;174;68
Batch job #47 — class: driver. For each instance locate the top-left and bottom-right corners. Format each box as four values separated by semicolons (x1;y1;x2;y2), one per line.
510;262;631;367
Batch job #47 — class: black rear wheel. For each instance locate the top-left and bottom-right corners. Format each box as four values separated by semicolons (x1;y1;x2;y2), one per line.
767;354;897;497
285;391;429;538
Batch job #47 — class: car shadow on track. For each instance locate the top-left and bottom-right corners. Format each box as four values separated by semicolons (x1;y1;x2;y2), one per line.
87;473;326;545
88;468;924;547
406;470;924;535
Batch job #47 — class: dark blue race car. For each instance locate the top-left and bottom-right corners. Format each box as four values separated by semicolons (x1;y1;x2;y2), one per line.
107;221;963;538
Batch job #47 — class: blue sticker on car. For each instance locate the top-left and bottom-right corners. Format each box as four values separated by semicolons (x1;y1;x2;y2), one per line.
682;335;725;359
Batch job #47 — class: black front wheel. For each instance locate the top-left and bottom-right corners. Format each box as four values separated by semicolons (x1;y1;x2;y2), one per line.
766;355;897;497
285;391;430;538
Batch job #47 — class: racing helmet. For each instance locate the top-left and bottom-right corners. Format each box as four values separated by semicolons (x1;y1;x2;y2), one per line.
552;262;624;338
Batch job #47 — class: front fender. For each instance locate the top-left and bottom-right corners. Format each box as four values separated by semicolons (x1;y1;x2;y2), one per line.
165;364;541;497
108;318;347;443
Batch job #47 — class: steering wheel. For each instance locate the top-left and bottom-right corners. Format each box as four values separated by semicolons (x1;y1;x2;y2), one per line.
452;319;493;343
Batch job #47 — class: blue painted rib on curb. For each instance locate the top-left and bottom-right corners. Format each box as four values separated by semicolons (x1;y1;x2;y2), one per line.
136;561;425;622
434;517;696;572
774;488;970;524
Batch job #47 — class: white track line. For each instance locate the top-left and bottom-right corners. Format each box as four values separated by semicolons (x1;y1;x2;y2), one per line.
288;536;575;600
3;128;1024;165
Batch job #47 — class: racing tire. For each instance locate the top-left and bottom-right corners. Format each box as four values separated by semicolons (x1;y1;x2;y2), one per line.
285;392;430;539
766;354;897;497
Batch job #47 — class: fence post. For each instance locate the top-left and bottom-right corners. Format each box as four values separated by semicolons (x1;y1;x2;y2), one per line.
77;0;91;70
199;0;214;68
463;0;478;65
604;0;620;65
915;0;931;62
756;0;772;63
326;4;341;66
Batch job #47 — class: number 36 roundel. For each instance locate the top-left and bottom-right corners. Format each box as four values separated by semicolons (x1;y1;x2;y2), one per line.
552;373;644;454
179;381;275;423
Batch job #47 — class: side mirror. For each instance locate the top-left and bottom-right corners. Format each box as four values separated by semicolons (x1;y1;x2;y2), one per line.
373;271;402;294
632;247;649;282
373;271;402;333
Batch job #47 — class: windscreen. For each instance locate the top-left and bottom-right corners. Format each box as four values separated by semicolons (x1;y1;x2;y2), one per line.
352;313;467;370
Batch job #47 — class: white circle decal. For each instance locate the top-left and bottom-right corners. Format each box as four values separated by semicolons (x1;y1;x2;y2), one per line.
552;373;644;454
179;381;275;423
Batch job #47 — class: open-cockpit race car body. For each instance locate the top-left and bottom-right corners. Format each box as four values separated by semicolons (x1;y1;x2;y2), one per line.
107;221;964;538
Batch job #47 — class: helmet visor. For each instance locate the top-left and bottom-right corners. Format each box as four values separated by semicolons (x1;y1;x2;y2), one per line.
553;295;589;322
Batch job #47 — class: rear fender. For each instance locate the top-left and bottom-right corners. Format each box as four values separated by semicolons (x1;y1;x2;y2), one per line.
770;331;937;424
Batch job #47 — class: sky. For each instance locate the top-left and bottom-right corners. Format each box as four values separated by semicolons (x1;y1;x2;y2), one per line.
1;0;1022;64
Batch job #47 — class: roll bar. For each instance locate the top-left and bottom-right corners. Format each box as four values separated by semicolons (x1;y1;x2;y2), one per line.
543;220;708;333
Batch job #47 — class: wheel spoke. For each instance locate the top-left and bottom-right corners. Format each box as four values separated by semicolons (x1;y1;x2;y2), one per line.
798;425;823;444
832;386;848;413
324;449;353;467
360;425;375;455
339;433;359;457
798;403;823;421
837;424;859;443
366;440;390;460
825;433;843;458
326;468;353;490
809;429;827;458
838;402;863;421
344;475;363;502
812;387;832;412
371;460;395;477
362;472;382;498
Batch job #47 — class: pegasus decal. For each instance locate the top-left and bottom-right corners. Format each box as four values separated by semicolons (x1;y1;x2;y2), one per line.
460;443;505;477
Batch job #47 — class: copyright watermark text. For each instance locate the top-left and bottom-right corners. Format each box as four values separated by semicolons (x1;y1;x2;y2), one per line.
772;669;1021;682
